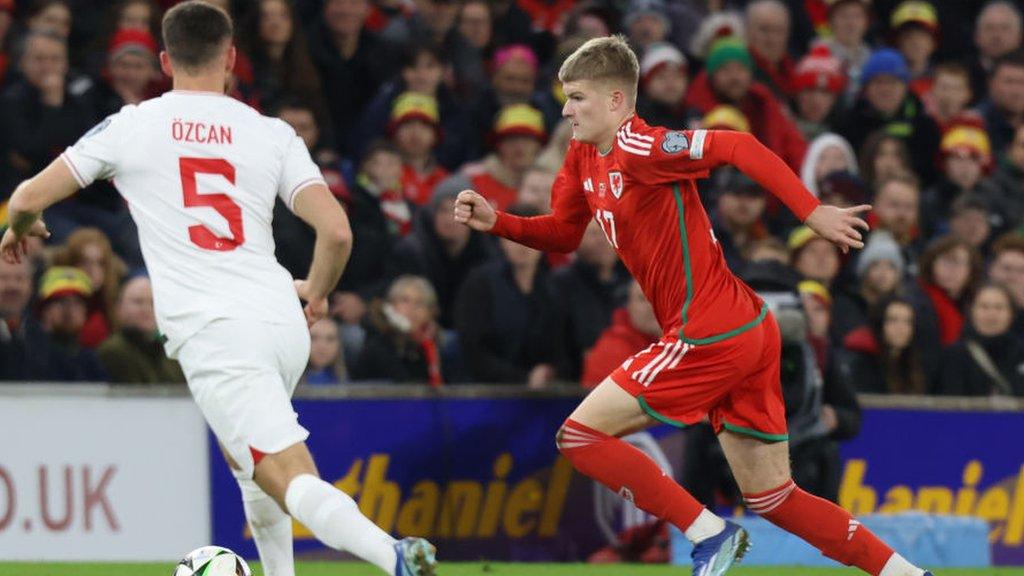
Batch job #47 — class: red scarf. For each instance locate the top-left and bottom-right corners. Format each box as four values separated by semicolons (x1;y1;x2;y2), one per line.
419;337;443;387
920;280;964;346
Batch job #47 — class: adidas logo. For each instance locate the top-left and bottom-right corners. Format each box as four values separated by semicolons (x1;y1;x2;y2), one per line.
848;519;861;541
618;486;635;504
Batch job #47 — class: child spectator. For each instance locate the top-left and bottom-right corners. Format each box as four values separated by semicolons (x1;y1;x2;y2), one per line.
390;91;449;207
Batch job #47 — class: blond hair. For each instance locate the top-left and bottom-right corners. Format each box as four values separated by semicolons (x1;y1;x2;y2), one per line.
558;34;639;105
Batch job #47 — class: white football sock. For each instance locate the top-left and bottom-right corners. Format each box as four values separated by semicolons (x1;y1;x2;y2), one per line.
684;508;727;544
284;473;397;574
879;553;926;576
235;474;294;576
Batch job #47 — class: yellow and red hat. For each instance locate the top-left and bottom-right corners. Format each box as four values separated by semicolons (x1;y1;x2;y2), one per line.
38;266;92;304
940;117;992;169
798;280;833;308
492;104;547;144
702;105;750;132
389;91;441;133
891;1;939;37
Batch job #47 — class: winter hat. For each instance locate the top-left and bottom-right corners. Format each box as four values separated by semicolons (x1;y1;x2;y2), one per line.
705;38;752;75
492;104;547;144
702;105;750;132
856;230;905;278
38;266;92;305
640;42;687;86
798;279;833;308
940;116;992;169
794;44;847;94
623;0;670;29
891;1;939;37
108;29;158;64
800;132;858;197
860;48;910;86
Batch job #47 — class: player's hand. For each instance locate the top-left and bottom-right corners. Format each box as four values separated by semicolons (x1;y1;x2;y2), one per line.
454;190;497;232
804;204;871;254
294;279;327;328
0;220;50;264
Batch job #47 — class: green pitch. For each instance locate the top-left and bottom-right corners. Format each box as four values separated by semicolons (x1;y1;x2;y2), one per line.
1;563;1022;576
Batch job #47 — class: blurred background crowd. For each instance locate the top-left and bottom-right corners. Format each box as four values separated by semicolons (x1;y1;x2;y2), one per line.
0;0;1023;408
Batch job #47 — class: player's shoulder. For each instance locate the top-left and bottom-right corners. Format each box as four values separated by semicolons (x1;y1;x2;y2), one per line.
616;116;709;162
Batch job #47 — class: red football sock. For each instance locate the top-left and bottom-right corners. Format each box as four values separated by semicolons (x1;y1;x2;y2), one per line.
557;419;704;533
745;479;894;575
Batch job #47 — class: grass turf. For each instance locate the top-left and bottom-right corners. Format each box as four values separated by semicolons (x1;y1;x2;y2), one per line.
1;564;1022;576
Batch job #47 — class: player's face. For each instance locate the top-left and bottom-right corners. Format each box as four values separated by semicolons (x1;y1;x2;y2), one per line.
561;79;617;146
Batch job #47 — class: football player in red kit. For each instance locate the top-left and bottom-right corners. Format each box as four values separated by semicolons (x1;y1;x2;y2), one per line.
454;36;932;576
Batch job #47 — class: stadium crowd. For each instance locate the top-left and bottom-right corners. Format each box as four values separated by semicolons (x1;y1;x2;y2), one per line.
0;0;1023;403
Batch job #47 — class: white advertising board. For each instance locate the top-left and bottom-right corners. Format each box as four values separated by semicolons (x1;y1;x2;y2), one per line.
0;393;210;560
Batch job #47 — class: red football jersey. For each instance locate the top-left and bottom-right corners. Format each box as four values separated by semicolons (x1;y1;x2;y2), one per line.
493;116;820;343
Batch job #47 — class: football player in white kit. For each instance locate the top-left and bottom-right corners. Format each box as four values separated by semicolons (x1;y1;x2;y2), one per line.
0;2;437;575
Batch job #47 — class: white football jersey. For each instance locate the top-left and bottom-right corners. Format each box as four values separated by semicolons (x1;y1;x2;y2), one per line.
61;91;325;355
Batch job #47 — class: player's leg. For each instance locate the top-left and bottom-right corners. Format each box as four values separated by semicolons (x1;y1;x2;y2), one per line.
557;372;726;545
716;314;924;576
220;444;294;576
719;432;925;576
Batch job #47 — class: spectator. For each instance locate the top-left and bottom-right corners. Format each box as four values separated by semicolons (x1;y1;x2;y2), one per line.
560;3;614;42
890;1;939;100
462;103;547;211
835;295;929;394
947;195;995;253
307;0;399;157
926;62;973;130
937;283;1024;397
988;232;1024;330
581;280;661;388
636;42;693;131
353;275;445;385
745;236;789;264
86;0;161;77
469;44;545;154
977;50;1024;159
858;129;914;191
271;98;358;284
969;1;1023;103
96;273;185;384
831;230;905;345
238;0;328;124
817;170;870;209
745;0;796;101
93;29;159;116
355;42;472;170
458;0;492;54
17;267;108;382
789;226;841;287
798;279;833;369
52;228;126;349
708;168;769;270
0;256;33;378
389;91;448;207
916;236;984;347
516;164;556;213
623;0;672;54
387;175;495;328
819;0;871;99
986;124;1024;230
800;132;858;199
701;104;750;132
454;204;560;387
336;139;412;296
792;45;847;140
871;174;924;264
0;1;16;87
839;48;941;182
26;0;72;39
303;318;348;385
685;38;807;170
922;117;997;237
550;220;630;381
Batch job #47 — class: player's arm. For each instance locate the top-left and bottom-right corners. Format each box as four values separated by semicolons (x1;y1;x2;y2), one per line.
454;149;591;253
702;131;870;254
0;158;80;263
291;183;353;324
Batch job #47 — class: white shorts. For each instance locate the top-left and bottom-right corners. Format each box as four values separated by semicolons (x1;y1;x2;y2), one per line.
177;317;311;477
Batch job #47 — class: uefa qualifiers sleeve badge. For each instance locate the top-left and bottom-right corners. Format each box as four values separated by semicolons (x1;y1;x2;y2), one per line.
661;131;689;154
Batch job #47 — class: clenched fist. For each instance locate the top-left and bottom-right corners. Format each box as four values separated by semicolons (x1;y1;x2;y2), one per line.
453;190;497;232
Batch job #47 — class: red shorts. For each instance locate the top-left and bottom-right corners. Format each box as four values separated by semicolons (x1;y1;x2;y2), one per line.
610;312;787;442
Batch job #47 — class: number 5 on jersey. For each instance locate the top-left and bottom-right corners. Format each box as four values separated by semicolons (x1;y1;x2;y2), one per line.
595;209;619;249
179;157;245;251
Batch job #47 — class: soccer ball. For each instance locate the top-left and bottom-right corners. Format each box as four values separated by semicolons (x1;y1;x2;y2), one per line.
173;546;252;576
